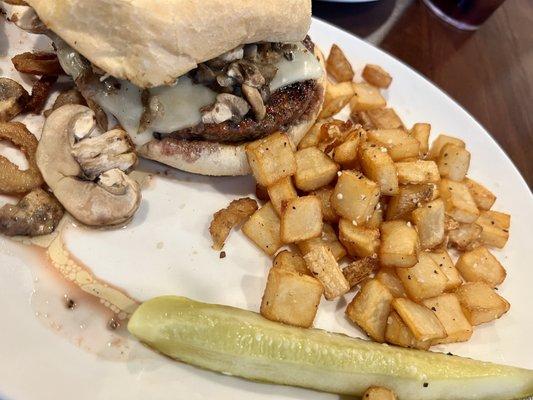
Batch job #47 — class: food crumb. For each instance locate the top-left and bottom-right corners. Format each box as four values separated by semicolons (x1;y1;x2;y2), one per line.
219;251;226;259
156;241;164;249
423;382;429;388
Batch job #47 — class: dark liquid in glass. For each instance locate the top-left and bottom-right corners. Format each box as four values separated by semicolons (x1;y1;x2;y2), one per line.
426;0;505;27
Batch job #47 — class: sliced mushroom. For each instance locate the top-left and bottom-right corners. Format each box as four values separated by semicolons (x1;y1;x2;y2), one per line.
44;89;87;117
36;105;141;226
237;61;265;88
0;78;30;122
0;188;64;237
4;3;46;33
242;84;266;121
207;46;244;69
193;64;216;85
201;93;250;125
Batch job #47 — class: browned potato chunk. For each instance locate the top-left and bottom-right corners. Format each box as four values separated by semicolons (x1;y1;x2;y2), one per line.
298;119;330;150
448;223;482;250
332;171;381;224
396;160;440;184
464;178;496;211
319;81;355;119
386;184;434;220
272;250;309;275
326;44;355;82
255;183;269;201
439;179;479;223
346;279;393;342
298;223;346;261
396;252;448;301
280;196;323;243
311;186;338;223
476;210;510;248
332;129;363;167
410;123;431;157
362;64;393;89
428;134;465;160
376;268;407;298
342;257;379;288
242;202;283;256
379;221;419;268
359;142;399;195
303;244;350;300
294;147;339;192
411;198;445;249
366;108;404;129
385;311;430;350
350;82;386;111
367;129;420;161
246;132;296;186
351;110;376;130
437;143;471;181
392;297;446;341
423;293;473;344
363;386;397;400
427;250;463;291
338;218;380;258
366;202;384;229
455;282;510;325
260;267;323;328
455;246;506;287
267;176;298;216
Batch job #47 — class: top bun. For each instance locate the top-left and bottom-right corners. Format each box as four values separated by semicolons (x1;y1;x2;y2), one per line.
27;0;312;88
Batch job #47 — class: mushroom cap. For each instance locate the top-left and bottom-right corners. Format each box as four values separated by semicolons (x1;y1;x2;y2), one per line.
36;104;141;226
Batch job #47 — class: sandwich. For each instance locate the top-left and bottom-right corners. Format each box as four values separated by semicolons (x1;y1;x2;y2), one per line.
24;0;326;176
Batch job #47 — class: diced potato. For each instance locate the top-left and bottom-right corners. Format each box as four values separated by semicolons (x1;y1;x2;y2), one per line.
366;108;404;130
351;110;376;130
303;244;350;300
326;44;355;82
317;120;355;153
298;119;330;150
346;279;393;342
267;177;298;216
242;202;283;256
376;268;407;298
439;179;480;223
396;252;448;301
350;82;386;111
362;64;393;89
437;143;471;181
476;210;510;248
379;221;419;268
311;186;338;223
294;147;339;192
332;171;381;224
455;282;510;325
260;267;323;328
363;386;397;400
448;223;482;250
396;160;440;184
367;129;420;161
246;132;296;186
391;298;446;341
428;134;465;160
359;142;399;195
272;250;309;275
319;81;355;119
386;184;434;220
427;249;463;291
423;293;473;344
410;123;431;157
464;178;496;211
455;246;506;287
411;198;445;249
366;202;384;229
298;223;346;261
343;257;379;288
332;129;364;167
280;196;323;243
385;311;430;350
338;218;380;258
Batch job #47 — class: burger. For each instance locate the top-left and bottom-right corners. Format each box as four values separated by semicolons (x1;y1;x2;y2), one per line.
25;0;326;176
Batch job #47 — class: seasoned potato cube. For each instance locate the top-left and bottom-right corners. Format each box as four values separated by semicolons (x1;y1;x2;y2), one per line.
396;252;448;301
280;196;322;243
350;82;386;111
333;129;363;167
303;244;350;300
423;293;473;344
246;132;296;186
242;202;283;256
294;147;339;192
351;110;376;130
319;81;355;119
338;218;380;258
464;178;496;211
448;223;482;250
359;142;399;195
366;108;404;129
455;246;506;287
311;186;338;223
343;257;379;288
428;134;465;160
367;129;420;161
386;184;434;220
410;123;431;157
260;267;323;328
298;119;330;150
272;250;309;275
412;198;445;249
476;210;510;248
332;171;381;224
455;282;510;325
380;221;419;268
326;44;355;82
439;179;479;223
267;177;297;216
376;268;406;298
385;311;430;350
363;386;397;400
392;298;446;341
427;250;463;291
366;202;384;229
346;279;393;342
396;160;440;185
362;64;392;89
298;223;346;261
437;143;471;181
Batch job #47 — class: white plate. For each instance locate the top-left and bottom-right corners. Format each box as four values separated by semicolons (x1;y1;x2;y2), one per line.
0;17;532;400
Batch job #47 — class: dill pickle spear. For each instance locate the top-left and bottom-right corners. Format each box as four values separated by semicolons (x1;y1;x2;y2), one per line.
128;296;533;400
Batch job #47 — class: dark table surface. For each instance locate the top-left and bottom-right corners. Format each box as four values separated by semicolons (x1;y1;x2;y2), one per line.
313;0;532;189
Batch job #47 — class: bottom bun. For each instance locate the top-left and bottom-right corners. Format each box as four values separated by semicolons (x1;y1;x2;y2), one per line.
138;47;326;176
